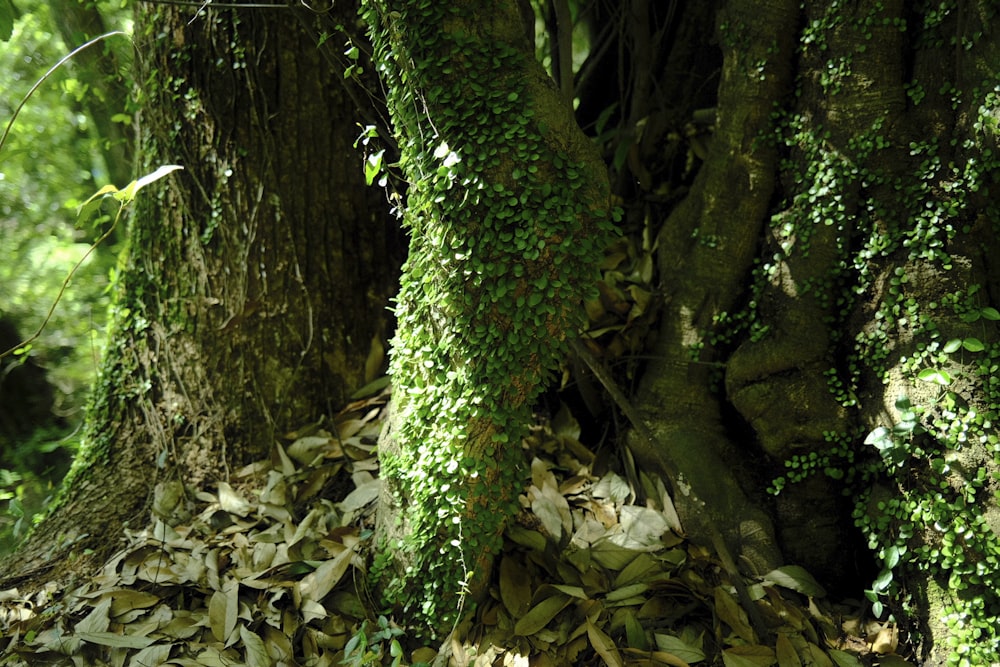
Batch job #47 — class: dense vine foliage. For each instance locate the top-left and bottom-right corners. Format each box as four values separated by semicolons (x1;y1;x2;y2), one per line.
362;0;615;637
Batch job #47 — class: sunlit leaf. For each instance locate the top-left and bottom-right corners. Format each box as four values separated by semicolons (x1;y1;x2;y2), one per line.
76;183;121;225
610;505;669;550
962;337;985;352
217;481;253;517
119;164;184;203
917;368;952;385
592;471;631;503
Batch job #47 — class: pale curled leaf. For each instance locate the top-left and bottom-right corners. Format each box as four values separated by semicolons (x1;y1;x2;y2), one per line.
123;164;184;202
609;505;670;550
530;485;569;542
592;471;631;503
217;481;254;517
299;598;327;624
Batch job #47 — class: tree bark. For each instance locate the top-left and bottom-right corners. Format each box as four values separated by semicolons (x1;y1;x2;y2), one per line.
1;4;401;587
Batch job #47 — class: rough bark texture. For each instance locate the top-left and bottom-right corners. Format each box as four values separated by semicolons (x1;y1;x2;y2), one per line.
1;5;401;588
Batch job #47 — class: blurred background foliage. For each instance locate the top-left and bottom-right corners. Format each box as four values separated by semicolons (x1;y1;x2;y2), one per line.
1;0;131;555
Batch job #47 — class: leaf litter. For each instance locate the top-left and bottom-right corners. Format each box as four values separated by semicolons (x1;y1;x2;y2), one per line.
0;386;909;666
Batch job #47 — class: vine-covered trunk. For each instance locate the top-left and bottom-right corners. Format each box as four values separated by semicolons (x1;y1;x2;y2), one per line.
364;0;615;638
634;0;1000;662
1;5;400;586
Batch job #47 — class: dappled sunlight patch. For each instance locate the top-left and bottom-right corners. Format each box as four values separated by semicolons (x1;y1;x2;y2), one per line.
1;388;903;666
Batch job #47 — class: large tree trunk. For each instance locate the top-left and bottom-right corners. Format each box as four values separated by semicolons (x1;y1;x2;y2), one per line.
630;0;799;577
1;4;401;588
631;0;1000;662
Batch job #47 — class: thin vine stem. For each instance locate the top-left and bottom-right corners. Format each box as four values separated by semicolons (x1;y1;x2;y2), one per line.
0;206;125;361
0;30;126;157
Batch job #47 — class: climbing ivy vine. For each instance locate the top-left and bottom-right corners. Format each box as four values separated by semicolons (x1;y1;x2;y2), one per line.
361;0;615;637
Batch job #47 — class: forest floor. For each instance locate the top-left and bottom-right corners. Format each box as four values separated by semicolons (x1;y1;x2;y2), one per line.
0;382;914;667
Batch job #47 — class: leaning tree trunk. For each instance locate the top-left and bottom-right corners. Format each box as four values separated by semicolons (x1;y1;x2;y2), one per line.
1;4;401;587
636;0;1000;663
630;0;800;577
363;0;615;639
